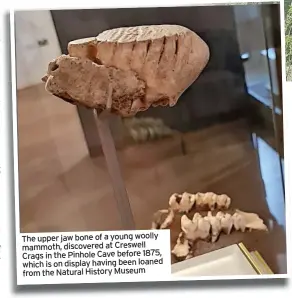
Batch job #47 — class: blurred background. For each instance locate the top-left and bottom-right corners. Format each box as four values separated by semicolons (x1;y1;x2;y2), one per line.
14;4;285;273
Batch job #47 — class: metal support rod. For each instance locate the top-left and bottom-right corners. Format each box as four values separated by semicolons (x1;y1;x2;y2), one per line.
94;109;136;230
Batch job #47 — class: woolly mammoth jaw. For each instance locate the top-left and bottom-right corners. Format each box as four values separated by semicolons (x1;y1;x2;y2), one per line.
43;25;209;116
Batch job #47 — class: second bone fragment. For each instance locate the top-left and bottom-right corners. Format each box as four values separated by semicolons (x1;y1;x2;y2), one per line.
180;210;268;244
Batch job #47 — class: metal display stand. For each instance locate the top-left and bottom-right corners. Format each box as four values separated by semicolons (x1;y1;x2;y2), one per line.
94;108;136;230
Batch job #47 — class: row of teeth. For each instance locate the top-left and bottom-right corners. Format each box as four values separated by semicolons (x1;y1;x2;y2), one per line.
150;191;268;261
182;211;246;243
172;210;268;259
169;192;231;213
151;192;231;230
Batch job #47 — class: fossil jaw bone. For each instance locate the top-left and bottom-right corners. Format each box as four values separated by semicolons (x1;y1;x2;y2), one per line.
43;25;210;116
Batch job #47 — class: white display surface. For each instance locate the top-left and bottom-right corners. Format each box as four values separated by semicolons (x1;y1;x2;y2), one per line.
172;244;257;277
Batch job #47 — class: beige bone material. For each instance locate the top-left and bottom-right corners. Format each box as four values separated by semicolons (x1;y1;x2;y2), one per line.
171;232;190;259
232;212;247;233
172;209;268;261
192;213;211;239
181;214;211;241
180;192;196;213
168;193;183;211
194;192;231;210
216;211;233;235
168;192;231;213
43;55;146;116
204;211;222;242
180;210;267;244
151;209;175;229
235;209;268;231
204;210;268;241
181;215;198;241
44;25;209;116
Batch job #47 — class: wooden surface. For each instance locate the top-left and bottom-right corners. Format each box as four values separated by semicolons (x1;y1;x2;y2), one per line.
17;84;286;274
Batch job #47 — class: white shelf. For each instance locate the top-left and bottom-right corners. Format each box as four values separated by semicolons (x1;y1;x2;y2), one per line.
172;244;258;277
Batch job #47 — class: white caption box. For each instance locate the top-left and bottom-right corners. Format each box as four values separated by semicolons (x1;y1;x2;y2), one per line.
16;230;171;285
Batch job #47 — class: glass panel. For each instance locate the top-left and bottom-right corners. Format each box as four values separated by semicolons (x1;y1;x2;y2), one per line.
17;85;122;233
15;3;286;275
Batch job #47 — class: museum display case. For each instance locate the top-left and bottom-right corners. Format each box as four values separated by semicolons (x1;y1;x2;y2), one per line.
15;3;285;274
